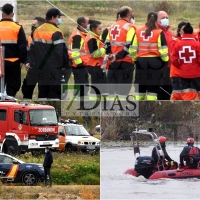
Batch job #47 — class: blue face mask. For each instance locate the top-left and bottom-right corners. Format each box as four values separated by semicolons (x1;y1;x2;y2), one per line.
160;18;169;27
57;18;62;25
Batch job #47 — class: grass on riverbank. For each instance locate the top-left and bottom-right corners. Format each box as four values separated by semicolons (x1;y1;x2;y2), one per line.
18;152;100;185
0;151;100;199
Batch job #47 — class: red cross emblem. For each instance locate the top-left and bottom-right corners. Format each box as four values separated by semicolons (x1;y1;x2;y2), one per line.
140;30;153;41
179;46;196;63
110;25;120;40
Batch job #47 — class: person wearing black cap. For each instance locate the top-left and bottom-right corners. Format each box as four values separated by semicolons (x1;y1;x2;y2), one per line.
43;147;53;187
0;3;27;97
171;22;200;100
29;8;71;100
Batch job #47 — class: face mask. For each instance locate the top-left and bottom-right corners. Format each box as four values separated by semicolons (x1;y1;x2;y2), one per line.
86;24;90;31
130;18;135;24
45;150;47;153
160;18;169;27
31;25;36;32
57;18;62;25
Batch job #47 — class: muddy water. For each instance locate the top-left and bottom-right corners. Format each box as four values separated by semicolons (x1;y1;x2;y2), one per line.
101;142;200;199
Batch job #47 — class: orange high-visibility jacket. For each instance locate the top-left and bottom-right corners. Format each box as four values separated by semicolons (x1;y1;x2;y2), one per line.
108;19;135;63
0;19;27;63
84;31;105;67
136;26;164;57
68;28;88;67
32;22;68;70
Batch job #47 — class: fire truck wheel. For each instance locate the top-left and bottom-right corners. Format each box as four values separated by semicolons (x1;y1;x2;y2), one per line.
65;144;73;153
22;171;38;185
4;141;20;155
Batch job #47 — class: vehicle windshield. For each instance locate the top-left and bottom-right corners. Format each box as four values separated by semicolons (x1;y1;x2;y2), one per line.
64;125;90;136
29;109;57;126
0;154;24;164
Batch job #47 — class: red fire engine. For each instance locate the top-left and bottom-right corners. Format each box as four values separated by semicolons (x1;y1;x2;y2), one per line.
0;102;59;155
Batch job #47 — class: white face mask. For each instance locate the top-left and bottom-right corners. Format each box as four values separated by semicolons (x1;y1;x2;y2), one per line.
57;18;62;25
86;24;90;31
130;18;135;24
45;150;47;153
160;18;169;27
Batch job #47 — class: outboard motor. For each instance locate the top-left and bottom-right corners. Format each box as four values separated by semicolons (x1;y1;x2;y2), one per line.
135;156;155;178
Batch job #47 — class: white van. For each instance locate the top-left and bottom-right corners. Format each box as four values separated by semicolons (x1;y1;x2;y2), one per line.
0;0;17;22
57;121;100;153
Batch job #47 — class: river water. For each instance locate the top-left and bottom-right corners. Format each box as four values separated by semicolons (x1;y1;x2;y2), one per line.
100;142;200;199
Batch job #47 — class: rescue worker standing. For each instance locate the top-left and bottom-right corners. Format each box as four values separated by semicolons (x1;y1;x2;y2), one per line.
169;21;187;100
0;3;27;97
84;20;107;99
29;8;71;100
180;138;200;168
171;22;200;100
152;136;178;170
68;16;90;97
106;6;136;99
129;12;168;100
22;17;46;100
156;10;174;100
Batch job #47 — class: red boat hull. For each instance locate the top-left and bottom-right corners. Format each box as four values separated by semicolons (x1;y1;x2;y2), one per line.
150;168;200;179
124;167;200;179
124;168;138;177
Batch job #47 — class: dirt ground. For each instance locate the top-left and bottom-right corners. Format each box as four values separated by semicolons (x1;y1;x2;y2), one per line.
0;185;100;199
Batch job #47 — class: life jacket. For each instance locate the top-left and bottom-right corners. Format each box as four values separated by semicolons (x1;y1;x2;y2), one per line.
188;146;200;167
84;31;105;67
189;146;199;155
68;28;88;67
136;26;163;58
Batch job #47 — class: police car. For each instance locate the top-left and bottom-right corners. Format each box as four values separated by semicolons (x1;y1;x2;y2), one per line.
0;153;44;185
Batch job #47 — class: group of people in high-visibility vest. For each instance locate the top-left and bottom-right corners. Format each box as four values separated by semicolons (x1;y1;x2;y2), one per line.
69;5;200;101
1;3;200;100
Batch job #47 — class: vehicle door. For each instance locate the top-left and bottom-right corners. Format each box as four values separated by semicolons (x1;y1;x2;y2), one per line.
0;108;8;145
0;155;19;181
11;109;29;142
57;125;66;151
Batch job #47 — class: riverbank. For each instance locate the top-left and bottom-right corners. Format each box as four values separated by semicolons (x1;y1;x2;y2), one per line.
0;185;100;199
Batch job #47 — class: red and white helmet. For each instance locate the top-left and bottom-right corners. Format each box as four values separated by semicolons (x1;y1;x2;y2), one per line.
187;138;194;144
158;136;166;143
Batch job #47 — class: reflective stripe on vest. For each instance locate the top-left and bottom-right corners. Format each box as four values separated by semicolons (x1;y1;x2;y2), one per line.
68;28;88;67
0;20;21;62
33;23;64;44
136;27;162;57
108;19;135;63
84;31;105;67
